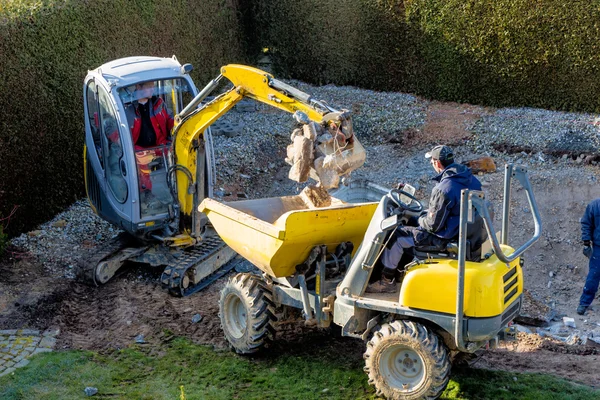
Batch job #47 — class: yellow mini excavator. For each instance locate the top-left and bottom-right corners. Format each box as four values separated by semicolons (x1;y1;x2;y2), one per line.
82;56;365;296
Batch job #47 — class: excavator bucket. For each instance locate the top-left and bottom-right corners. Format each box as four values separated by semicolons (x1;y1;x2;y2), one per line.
286;119;367;189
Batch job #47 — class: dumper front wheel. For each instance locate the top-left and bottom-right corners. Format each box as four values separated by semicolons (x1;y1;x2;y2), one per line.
364;320;450;399
219;273;276;354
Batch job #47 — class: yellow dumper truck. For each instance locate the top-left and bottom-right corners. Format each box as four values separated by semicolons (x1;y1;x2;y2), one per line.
201;165;542;399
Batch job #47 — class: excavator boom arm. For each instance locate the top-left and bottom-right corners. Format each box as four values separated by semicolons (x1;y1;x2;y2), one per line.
171;64;362;227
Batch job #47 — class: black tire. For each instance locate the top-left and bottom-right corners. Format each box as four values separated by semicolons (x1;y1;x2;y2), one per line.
219;273;276;354
364;320;450;400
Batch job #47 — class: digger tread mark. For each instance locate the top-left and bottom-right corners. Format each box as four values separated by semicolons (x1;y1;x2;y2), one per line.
75;232;135;286
160;236;230;297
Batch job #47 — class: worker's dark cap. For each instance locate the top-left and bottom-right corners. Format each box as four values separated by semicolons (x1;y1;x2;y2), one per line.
425;145;454;163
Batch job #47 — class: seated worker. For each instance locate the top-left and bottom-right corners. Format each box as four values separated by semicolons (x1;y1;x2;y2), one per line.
367;145;483;293
128;81;174;192
130;81;174;149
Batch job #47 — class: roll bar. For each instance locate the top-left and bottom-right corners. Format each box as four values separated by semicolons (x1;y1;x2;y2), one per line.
478;164;542;263
455;164;541;352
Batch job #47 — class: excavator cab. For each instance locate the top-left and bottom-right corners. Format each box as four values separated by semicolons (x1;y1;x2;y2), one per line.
118;79;194;219
83;57;207;240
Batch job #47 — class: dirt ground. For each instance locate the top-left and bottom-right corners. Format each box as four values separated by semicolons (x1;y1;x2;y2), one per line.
1;101;600;390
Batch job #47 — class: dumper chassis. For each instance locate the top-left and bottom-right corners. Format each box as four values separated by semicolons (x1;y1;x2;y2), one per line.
205;165;542;399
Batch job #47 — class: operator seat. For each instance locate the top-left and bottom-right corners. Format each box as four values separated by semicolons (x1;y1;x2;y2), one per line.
412;201;493;262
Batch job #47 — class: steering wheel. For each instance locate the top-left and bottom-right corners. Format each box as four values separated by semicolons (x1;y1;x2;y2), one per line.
388;188;423;213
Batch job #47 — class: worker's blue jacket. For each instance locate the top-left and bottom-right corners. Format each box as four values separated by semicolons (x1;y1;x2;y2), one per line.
418;163;482;239
581;198;600;245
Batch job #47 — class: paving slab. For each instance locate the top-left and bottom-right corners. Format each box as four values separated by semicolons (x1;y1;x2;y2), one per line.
0;327;59;376
39;337;56;348
0;367;16;377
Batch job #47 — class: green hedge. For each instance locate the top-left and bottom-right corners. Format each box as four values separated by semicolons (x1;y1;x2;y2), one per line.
253;0;600;111
4;0;600;236
0;0;250;236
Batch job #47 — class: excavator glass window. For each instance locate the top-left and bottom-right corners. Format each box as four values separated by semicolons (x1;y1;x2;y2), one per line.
117;79;192;218
98;86;128;203
85;80;103;169
135;146;172;218
118;78;193;117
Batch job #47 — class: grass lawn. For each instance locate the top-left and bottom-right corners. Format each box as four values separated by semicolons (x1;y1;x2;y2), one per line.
0;337;597;400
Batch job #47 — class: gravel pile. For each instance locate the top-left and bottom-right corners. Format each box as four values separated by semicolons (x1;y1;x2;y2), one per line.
471;107;600;156
11;200;118;279
287;80;427;146
212;103;292;199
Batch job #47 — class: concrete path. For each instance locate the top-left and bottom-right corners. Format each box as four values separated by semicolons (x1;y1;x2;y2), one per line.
0;329;58;377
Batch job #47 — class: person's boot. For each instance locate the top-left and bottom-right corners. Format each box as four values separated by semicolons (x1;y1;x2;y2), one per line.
576;305;588;315
365;275;398;294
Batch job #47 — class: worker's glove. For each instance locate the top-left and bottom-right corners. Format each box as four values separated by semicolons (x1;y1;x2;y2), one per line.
583;245;592;259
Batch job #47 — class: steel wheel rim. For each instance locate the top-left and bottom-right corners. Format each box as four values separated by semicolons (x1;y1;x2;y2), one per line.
225;293;247;339
95;261;110;284
380;345;425;391
182;269;194;289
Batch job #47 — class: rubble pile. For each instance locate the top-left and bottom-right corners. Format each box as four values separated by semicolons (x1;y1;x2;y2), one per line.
533;318;600;347
299;185;332;209
286;120;366;189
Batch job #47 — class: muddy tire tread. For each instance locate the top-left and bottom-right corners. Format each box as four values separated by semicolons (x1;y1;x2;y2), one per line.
219;273;276;354
363;320;450;400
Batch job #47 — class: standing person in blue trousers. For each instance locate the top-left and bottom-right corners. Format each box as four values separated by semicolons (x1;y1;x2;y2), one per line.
578;198;600;315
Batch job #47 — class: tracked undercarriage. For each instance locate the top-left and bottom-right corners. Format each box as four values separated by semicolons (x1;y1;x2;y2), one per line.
76;233;236;297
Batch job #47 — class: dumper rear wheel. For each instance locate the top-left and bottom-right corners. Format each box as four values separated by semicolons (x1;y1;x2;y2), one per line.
364;320;450;399
219;273;276;354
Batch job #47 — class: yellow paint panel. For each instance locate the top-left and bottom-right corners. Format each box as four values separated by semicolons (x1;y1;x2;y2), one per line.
400;246;522;317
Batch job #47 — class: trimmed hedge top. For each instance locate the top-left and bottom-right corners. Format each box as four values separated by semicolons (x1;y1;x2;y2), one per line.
3;0;600;236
